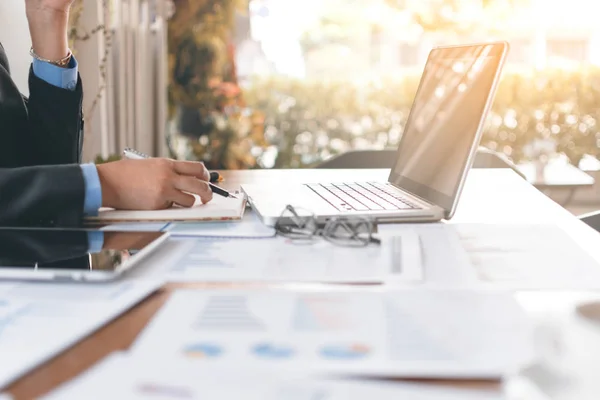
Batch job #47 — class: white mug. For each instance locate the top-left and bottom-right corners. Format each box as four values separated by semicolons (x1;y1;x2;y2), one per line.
518;296;600;400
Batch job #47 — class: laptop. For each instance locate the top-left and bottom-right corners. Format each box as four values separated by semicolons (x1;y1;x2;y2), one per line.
243;42;509;225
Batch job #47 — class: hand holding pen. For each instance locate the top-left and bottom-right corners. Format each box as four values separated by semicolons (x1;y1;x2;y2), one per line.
122;148;237;199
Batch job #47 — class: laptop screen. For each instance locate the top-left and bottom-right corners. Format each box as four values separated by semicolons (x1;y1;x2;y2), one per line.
388;42;507;217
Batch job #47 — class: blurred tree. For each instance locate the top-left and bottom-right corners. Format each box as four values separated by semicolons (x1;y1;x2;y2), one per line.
242;69;600;169
384;0;527;33
167;0;268;169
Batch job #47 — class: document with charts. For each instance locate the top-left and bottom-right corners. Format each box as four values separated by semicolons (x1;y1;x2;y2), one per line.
378;223;600;289
160;231;422;284
0;279;161;389
450;223;600;289
131;289;534;378
42;352;505;400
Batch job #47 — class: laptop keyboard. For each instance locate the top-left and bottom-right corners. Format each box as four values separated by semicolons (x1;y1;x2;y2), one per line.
305;182;422;212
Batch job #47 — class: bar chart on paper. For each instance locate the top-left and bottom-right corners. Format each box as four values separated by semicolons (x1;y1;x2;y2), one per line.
177;239;239;269
292;296;366;332
193;295;266;331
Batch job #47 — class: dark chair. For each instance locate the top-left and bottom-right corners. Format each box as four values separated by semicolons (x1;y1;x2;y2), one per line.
471;147;527;179
579;211;600;232
316;150;397;169
316;147;527;179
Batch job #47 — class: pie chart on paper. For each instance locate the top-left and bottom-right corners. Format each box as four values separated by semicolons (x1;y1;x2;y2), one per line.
319;343;371;360
252;342;295;359
182;342;223;359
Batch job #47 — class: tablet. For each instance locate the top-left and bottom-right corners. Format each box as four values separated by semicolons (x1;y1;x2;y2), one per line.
0;228;168;282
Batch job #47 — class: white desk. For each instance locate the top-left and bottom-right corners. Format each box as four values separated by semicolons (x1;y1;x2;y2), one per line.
8;168;600;400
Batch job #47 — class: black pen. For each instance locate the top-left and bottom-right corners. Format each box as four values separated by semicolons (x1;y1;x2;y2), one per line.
122;148;238;199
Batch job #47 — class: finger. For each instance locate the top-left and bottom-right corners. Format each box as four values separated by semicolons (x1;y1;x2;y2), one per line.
172;160;210;181
167;189;196;208
174;175;213;204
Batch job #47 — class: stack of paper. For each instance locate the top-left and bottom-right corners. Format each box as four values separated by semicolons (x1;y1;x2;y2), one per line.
86;195;246;223
0;279;161;388
166;210;276;238
97;210;275;237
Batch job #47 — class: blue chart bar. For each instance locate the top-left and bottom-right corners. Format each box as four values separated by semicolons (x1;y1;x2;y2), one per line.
292;298;323;331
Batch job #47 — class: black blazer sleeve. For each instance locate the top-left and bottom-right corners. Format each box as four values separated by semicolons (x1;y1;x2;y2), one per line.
0;229;89;266
0;43;86;227
0;165;85;226
25;68;84;165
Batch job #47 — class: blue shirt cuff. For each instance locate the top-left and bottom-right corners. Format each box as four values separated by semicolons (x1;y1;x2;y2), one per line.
32;56;78;90
87;231;105;254
80;164;102;216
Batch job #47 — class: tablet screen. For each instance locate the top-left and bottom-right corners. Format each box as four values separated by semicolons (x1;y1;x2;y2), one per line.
0;228;165;274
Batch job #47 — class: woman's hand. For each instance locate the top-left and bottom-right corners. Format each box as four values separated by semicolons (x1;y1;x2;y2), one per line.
25;0;75;62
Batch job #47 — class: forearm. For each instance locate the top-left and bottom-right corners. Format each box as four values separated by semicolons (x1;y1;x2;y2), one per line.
25;2;83;165
26;5;70;62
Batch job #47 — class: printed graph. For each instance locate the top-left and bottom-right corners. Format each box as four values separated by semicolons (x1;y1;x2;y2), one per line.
173;240;238;271
252;342;295;359
319;343;371;360
193;296;266;331
292;296;355;332
182;342;223;359
385;301;454;361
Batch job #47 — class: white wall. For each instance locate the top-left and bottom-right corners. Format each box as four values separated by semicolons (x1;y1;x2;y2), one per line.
0;1;32;95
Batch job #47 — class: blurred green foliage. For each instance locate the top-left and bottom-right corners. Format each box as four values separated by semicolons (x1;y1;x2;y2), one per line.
242;68;600;168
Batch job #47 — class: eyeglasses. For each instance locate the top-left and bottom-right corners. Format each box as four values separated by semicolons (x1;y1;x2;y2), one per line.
274;205;381;247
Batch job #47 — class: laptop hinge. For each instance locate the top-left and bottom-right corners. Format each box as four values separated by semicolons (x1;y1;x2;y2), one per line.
389;183;437;210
